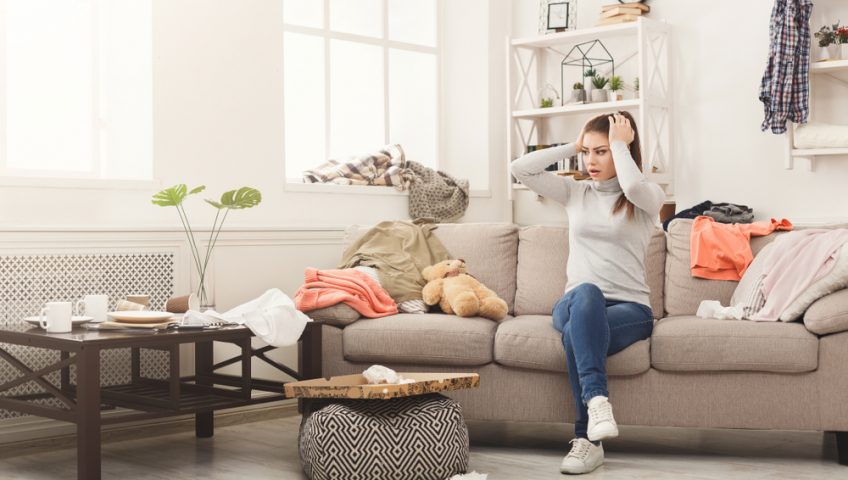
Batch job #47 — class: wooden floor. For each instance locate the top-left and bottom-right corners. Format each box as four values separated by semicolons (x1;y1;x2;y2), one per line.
0;414;845;479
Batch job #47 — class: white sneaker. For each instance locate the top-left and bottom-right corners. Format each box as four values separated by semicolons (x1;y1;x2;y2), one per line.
560;438;604;474
587;396;619;442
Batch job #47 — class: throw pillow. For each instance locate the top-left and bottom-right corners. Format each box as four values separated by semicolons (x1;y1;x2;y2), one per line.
780;243;848;321
305;303;361;327
803;288;848;335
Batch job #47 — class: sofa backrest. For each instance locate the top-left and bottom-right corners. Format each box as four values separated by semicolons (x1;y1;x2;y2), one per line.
664;218;788;316
513;225;666;319
344;223;519;313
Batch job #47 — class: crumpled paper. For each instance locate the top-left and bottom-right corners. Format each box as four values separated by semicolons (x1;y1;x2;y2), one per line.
362;365;415;385
696;300;745;320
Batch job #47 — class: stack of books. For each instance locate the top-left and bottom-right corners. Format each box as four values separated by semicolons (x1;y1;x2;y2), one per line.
596;2;650;26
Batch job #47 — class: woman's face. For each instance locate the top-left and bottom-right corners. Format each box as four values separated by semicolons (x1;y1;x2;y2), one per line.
580;131;617;181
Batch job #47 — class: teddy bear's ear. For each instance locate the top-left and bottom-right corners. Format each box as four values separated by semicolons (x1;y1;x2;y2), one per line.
422;265;434;280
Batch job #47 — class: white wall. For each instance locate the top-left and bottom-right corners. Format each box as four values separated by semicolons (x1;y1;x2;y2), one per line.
511;0;848;225
0;0;512;387
0;0;509;229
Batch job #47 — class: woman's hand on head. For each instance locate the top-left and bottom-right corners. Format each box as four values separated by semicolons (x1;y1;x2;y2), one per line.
575;127;585;152
608;113;635;145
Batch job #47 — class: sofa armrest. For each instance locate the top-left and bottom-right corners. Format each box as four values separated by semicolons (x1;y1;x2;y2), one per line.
803;288;848;335
303;304;362;328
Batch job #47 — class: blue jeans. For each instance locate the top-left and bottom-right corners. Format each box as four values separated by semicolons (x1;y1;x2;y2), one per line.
552;283;653;440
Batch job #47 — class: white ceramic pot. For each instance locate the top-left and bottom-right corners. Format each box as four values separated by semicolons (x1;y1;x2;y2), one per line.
608;90;623;102
590;89;608;103
841;43;848;60
827;44;840;60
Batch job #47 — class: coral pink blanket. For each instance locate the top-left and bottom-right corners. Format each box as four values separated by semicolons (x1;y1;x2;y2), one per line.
295;268;398;318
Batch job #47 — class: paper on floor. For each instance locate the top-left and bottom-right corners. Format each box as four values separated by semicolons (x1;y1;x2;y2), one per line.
448;472;488;480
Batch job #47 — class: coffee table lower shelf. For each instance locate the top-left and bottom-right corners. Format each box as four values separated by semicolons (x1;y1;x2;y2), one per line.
94;378;287;425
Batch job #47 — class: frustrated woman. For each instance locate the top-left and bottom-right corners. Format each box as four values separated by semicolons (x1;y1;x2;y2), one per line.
510;112;664;475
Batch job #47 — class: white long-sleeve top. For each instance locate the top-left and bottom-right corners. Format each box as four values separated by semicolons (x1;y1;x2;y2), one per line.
511;141;664;307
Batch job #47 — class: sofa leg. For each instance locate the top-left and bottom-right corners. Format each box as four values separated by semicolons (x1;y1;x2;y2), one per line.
838;432;848;466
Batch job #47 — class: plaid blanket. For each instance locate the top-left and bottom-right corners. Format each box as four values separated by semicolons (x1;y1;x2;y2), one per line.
759;0;812;134
302;144;415;190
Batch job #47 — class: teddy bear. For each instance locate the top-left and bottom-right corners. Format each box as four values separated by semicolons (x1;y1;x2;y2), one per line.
421;259;508;321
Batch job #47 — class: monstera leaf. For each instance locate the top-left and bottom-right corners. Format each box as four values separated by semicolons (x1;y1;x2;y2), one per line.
151;184;206;207
205;186;262;210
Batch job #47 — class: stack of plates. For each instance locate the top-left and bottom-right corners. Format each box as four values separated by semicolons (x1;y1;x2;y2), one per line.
101;311;178;329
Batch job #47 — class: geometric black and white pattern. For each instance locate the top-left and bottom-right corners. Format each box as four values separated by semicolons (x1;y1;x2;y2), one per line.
0;252;175;419
299;393;469;480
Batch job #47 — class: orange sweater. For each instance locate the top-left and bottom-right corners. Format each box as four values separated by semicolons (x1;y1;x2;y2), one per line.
690;216;793;281
295;268;398;318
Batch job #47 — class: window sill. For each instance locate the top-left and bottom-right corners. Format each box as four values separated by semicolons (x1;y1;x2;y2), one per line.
284;181;491;198
0;176;161;191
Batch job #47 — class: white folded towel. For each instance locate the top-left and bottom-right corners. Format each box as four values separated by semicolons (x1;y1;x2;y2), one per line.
794;122;848;149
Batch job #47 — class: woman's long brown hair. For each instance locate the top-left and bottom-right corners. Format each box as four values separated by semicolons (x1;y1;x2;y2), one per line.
582;111;642;220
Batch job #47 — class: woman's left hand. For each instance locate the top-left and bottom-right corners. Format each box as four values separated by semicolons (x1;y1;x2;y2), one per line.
608;113;635;145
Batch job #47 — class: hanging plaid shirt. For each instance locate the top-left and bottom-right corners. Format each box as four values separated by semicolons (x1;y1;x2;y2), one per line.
759;0;813;134
302;144;415;190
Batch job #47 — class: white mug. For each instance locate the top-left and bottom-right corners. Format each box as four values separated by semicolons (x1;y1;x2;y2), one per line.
39;302;73;333
77;294;109;323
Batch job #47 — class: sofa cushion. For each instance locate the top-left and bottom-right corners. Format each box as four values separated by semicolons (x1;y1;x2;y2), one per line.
664;218;784;316
651;316;819;372
346;223;518;313
514;226;665;318
342;314;497;366
494;315;650;376
804;288;848;335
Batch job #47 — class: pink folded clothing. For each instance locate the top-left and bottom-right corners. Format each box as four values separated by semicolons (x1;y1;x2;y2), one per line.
749;228;848;321
295;268;398;318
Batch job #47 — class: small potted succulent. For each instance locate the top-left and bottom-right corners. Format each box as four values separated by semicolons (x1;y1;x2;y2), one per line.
539;83;559;108
590;75;609;103
814;23;840;61
569;82;586;103
608;75;623;102
583;68;597;95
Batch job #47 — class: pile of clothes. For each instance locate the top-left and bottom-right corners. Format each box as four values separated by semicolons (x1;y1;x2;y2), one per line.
295;220;453;323
663;200;753;231
303;144;470;222
683;209;848;322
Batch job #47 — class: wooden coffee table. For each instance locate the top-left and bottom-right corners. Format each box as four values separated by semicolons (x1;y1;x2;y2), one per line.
0;320;322;480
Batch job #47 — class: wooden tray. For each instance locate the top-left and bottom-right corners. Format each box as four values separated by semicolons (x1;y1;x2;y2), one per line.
284;372;479;400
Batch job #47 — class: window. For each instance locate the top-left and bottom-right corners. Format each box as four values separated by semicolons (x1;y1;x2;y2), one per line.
283;0;440;183
0;0;153;181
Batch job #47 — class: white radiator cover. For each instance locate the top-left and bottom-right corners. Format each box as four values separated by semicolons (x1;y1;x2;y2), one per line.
0;252;175;419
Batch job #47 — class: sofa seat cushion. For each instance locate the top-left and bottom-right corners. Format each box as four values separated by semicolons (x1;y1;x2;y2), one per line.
493;315;650;376
651;316;819;373
342;314;497;366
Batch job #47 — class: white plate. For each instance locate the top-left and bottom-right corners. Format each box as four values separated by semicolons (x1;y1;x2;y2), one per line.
23;316;94;326
106;311;176;324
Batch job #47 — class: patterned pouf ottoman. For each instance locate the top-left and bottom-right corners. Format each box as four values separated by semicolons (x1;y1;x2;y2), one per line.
299;393;469;480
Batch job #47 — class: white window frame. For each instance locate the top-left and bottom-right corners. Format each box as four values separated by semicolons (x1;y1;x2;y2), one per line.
282;0;444;193
0;0;157;189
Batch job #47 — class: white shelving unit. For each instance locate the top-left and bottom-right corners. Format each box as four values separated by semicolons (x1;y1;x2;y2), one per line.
786;59;848;170
507;17;672;200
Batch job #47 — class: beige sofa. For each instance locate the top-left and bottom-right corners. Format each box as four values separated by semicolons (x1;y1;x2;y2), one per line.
318;220;848;465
